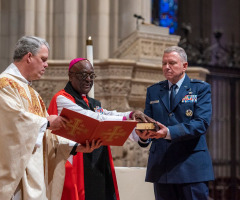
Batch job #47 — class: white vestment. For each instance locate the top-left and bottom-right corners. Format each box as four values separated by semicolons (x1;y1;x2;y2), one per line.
0;64;72;200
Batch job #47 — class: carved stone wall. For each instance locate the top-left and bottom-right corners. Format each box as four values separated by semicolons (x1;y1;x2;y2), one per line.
33;59;209;167
32;60;69;107
114;24;181;64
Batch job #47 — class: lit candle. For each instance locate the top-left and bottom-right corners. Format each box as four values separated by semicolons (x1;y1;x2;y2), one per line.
86;36;94;98
86;36;93;66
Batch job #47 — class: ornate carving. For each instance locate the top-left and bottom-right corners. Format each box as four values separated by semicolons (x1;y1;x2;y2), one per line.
95;80;131;95
130;83;148;96
32;63;69;108
32;80;59;107
141;40;152;57
42;67;68;78
153;42;164;57
134;69;163;81
114;24;180;63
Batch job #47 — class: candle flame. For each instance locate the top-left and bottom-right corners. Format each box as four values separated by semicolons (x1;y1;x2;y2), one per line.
86;36;93;45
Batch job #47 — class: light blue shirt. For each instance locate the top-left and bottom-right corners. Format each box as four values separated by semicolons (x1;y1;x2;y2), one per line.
165;74;186;140
168;73;186;96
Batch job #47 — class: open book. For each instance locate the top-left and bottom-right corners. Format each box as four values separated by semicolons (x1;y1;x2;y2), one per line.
52;108;137;146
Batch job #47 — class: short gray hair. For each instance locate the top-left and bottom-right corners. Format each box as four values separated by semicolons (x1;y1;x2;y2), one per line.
164;46;187;62
13;36;50;61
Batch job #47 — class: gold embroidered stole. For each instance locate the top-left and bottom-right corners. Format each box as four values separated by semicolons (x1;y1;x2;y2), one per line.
0;77;46;117
28;85;46;117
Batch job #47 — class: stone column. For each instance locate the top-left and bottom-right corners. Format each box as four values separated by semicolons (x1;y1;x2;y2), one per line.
141;0;151;24
118;0;151;40
0;0;26;72
0;0;1;47
25;0;35;35
0;0;8;72
87;0;110;59
46;0;54;59
64;0;78;59
9;0;23;49
35;0;47;39
78;0;87;58
52;0;79;59
52;0;65;59
109;0;119;57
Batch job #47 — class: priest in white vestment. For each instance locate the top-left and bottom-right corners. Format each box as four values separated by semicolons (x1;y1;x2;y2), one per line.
0;36;85;200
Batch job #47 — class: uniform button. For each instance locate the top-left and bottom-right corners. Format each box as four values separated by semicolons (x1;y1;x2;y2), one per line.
169;113;173;117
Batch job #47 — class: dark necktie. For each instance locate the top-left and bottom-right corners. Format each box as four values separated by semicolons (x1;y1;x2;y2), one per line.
170;84;177;110
82;95;89;107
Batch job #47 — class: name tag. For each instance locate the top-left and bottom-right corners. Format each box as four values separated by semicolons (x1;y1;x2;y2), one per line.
182;95;197;103
150;100;159;104
95;106;103;114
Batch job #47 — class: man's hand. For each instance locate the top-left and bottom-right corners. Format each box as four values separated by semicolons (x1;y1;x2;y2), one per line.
76;139;102;153
131;110;155;123
47;115;69;131
148;122;168;139
135;129;152;140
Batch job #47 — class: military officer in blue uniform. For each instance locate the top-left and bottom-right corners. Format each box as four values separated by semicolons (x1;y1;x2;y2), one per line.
136;46;214;200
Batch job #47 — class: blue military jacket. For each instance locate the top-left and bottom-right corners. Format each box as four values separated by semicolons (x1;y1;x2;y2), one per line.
142;74;214;184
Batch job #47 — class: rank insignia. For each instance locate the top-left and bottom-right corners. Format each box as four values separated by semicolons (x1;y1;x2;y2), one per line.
186;109;193;117
182;95;197;103
95;106;103;114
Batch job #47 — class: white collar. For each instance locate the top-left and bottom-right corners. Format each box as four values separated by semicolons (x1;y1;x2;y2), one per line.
2;63;31;85
168;74;186;89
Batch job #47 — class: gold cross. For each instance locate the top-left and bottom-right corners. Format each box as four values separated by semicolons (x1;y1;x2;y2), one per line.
100;126;126;142
66;118;89;136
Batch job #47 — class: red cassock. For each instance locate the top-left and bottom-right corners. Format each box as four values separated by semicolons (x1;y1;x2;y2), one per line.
47;90;120;200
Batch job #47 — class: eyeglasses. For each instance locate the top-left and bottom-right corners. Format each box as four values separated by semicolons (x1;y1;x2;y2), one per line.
70;72;97;80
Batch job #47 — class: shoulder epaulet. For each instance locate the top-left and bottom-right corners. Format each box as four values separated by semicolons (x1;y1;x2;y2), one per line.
158;80;166;85
149;80;165;88
190;78;205;83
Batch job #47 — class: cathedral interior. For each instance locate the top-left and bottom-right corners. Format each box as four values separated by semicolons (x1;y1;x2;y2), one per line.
1;0;240;199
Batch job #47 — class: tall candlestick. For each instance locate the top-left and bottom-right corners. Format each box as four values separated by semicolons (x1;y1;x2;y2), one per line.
86;36;94;98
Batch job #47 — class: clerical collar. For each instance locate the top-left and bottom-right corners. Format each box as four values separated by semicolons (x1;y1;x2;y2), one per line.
168;74;186;90
3;63;32;85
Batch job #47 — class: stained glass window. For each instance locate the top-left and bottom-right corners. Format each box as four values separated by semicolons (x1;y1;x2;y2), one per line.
152;0;178;34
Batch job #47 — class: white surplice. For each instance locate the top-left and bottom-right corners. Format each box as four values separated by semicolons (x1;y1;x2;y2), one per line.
0;64;72;200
